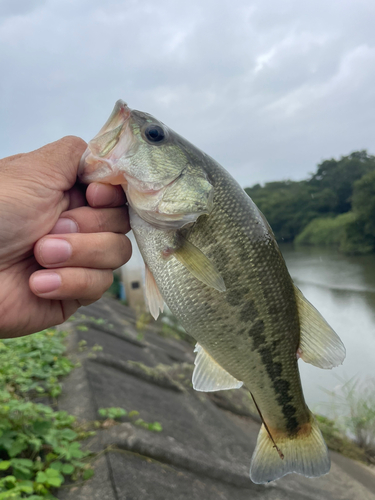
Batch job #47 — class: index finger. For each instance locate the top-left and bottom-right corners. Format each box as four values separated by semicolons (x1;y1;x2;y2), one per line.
86;183;126;208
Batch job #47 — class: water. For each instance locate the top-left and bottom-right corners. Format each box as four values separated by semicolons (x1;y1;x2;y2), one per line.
281;244;375;417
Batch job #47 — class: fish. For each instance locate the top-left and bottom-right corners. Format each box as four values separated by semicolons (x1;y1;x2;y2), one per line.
78;100;346;484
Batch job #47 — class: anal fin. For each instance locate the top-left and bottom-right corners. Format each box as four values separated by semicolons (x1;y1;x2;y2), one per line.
295;285;346;369
145;265;164;320
193;343;243;392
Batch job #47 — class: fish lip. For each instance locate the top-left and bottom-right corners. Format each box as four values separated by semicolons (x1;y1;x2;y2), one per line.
78;100;133;184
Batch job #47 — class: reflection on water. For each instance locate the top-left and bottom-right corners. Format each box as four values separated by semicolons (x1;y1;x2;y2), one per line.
281;244;375;417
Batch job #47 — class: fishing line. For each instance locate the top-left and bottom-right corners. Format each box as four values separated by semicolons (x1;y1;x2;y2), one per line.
250;392;284;460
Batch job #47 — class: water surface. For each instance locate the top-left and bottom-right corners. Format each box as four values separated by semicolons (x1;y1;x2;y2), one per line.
281;244;375;417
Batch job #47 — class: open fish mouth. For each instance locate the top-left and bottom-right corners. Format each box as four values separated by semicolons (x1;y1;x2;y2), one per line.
78;100;134;185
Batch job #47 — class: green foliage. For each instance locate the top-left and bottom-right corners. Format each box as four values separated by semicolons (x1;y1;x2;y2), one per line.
97;408;163;432
98;407;127;419
0;329;74;398
295;213;355;248
245;150;375;253
245;180;318;242
339;216;375;255
0;329;93;498
309;150;375;213
76;325;89;332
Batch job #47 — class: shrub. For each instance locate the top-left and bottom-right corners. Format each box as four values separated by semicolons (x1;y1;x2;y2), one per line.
295;213;355;249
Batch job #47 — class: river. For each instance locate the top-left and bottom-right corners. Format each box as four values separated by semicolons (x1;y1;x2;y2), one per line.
281;244;375;417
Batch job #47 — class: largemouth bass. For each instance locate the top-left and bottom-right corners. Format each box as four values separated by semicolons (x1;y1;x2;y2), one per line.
79;100;346;484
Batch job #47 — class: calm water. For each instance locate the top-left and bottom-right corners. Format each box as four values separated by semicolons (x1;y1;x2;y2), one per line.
281;244;375;417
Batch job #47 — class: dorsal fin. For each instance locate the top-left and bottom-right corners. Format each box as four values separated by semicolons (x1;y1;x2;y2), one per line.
295;285;346;369
192;343;243;392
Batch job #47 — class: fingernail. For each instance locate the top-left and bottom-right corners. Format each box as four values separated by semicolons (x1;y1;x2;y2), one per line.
32;273;62;294
50;218;78;234
40;239;72;264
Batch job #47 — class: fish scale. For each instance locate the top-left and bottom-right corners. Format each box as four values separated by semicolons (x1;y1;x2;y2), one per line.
79;99;346;483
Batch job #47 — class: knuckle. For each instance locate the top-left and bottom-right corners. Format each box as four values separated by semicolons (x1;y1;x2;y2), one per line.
60;135;87;151
93;210;107;233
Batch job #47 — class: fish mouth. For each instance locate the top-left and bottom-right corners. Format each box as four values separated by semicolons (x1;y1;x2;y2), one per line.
78;100;134;185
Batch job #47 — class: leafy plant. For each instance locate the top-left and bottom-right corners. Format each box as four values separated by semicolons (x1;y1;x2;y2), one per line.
0;329;93;498
98;407;127;420
0;329;74;398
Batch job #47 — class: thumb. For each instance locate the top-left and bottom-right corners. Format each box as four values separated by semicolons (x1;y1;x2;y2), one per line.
30;136;88;192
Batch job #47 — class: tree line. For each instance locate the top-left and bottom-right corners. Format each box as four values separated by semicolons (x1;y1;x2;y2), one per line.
245;151;375;254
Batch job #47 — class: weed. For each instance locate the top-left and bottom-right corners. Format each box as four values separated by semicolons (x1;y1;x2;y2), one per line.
97;407;162;432
0;329;93;498
322;375;375;459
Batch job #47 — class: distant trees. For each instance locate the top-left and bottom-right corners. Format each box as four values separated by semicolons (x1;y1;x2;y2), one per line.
245;151;375;254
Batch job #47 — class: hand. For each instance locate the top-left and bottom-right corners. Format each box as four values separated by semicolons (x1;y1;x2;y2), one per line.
0;136;131;338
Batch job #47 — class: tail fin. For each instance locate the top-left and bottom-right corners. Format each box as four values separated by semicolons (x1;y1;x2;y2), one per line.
250;411;330;484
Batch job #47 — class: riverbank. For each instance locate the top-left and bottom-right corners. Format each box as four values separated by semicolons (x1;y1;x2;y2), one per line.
58;297;375;498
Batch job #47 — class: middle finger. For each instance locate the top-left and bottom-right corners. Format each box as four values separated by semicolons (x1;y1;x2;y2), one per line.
35;233;132;270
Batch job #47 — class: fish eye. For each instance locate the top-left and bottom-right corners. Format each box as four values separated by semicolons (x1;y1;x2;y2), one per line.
144;124;165;143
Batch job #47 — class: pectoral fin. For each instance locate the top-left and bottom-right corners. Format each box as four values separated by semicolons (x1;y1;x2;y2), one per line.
145;265;164;320
193;343;243;391
295;285;346;369
172;238;226;292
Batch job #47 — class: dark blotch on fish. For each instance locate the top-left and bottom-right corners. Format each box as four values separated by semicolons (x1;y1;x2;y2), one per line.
248;319;266;349
258;346;299;433
240;300;258;323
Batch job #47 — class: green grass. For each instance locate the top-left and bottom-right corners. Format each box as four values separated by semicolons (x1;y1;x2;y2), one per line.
320;376;375;463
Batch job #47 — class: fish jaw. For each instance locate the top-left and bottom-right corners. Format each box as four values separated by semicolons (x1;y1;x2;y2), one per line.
78;100;135;185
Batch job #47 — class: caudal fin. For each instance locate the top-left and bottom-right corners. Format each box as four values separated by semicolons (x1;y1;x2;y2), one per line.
250;412;330;484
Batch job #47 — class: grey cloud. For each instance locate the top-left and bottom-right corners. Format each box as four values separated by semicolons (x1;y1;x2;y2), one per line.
0;0;47;18
1;0;375;187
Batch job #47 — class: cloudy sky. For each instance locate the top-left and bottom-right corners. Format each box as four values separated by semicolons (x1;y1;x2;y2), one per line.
1;0;375;187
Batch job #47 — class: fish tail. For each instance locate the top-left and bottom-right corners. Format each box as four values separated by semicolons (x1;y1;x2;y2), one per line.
250;410;330;484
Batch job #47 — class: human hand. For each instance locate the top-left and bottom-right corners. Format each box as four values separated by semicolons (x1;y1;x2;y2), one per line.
0;136;131;338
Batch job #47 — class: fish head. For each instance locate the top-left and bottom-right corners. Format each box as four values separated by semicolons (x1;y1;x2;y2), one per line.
79;100;214;229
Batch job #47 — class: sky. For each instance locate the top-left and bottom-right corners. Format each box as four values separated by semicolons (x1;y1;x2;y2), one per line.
1;0;375;187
